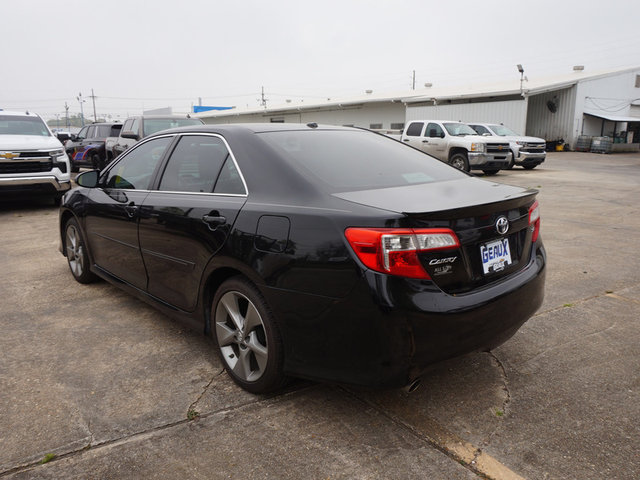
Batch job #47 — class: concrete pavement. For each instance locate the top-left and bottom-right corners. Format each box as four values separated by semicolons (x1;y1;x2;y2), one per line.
1;151;638;479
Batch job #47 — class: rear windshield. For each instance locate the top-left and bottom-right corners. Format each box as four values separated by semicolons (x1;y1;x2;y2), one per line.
95;125;118;137
258;129;466;193
0;115;50;136
489;125;518;136
143;118;203;137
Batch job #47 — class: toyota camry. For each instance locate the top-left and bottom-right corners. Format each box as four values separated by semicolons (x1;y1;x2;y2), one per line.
59;123;545;393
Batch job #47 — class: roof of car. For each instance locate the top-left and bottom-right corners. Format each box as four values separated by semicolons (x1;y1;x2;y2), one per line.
0;110;42;118
152;123;355;136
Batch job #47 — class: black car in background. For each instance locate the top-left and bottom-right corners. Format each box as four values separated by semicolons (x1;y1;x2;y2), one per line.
65;122;122;172
59;124;545;393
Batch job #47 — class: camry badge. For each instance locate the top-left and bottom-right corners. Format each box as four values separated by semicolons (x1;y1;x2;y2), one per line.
0;152;19;159
495;216;509;235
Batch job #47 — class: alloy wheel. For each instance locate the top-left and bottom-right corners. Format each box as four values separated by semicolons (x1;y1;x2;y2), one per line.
215;291;269;383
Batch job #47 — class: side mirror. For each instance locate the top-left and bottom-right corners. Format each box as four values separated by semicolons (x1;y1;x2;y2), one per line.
75;170;100;188
121;131;140;140
482;132;491;136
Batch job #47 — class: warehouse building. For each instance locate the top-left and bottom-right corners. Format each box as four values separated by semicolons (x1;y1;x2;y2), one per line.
195;66;640;150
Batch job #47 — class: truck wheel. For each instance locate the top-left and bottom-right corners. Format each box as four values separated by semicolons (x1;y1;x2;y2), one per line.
449;153;469;172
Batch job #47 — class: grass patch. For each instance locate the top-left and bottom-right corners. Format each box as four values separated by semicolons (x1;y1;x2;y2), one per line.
40;453;56;464
187;408;200;420
563;303;574;308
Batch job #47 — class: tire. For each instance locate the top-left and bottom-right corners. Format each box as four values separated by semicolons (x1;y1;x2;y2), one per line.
71;164;79;173
212;277;286;393
449;152;469;172
483;170;499;176
64;218;97;284
523;164;537;170
92;153;104;170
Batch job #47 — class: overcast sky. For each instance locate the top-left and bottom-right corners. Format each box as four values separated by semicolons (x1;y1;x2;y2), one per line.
2;0;640;121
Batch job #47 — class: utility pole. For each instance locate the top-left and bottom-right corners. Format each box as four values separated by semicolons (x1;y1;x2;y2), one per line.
259;86;268;108
90;89;97;122
64;102;70;129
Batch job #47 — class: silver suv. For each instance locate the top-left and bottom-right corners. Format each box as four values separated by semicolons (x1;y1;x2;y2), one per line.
0;110;71;204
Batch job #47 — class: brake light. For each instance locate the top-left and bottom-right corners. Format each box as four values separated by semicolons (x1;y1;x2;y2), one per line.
528;201;540;242
345;227;460;279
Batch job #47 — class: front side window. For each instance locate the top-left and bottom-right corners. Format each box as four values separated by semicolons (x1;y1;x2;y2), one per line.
158;135;229;193
425;123;444;138
77;126;89;139
471;125;491;135
0;115;51;136
103;136;172;190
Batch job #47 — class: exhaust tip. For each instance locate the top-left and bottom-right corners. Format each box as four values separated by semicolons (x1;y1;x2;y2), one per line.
403;378;422;394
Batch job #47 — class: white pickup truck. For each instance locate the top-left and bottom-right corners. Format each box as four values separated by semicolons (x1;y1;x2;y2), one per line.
400;120;511;175
467;123;546;170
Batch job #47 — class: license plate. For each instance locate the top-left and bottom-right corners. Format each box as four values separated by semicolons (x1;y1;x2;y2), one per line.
480;238;512;274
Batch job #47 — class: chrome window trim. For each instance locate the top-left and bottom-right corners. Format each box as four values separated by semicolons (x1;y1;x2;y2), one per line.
104;132;249;197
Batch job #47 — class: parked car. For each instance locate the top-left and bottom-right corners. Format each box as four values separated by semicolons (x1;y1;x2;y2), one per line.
0;110;71;204
468;123;546;169
59;124;545;393
400;120;512;175
111;115;204;158
65;122;122;172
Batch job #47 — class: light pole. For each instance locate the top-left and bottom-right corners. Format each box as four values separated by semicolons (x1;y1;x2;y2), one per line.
77;92;86;126
517;64;525;97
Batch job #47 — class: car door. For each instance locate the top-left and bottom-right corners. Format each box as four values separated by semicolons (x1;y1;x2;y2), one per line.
113;119;134;157
421;122;447;159
401;121;425;150
138;134;247;311
83;135;174;289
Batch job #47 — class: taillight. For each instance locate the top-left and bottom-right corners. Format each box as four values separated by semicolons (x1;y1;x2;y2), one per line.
345;227;460;279
528;201;540;242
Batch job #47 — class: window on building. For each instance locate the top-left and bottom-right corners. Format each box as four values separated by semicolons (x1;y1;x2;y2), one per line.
270;118;285;123
390;123;405;130
369;123;383;129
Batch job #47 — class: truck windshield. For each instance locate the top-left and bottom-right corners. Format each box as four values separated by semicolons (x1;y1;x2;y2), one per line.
0;115;51;136
489;125;519;136
443;123;477;136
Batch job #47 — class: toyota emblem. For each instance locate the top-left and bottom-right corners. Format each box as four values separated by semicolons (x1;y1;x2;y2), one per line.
495;216;509;235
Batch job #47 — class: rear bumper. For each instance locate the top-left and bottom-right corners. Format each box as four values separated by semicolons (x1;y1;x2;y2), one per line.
0;175;71;193
265;241;546;389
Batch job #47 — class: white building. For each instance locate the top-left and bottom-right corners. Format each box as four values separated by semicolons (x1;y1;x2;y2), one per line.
195;66;640;149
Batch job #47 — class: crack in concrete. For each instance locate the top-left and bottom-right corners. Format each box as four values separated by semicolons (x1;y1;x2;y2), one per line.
188;367;225;415
0;383;315;478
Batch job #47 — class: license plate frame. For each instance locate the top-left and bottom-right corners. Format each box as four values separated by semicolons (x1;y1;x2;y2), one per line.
480;238;512;274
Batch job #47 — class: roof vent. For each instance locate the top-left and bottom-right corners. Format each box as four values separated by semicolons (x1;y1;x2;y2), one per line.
573;65;584;71
307;122;318;129
365;90;373;94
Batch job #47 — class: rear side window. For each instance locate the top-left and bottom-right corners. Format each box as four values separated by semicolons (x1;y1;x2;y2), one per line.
258;130;466;193
405;122;424;136
158;135;229;193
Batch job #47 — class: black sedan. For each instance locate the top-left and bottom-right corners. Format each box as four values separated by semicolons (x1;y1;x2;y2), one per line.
59;124;545;393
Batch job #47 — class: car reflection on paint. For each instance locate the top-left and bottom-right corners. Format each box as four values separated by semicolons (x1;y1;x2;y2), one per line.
59;123;545;393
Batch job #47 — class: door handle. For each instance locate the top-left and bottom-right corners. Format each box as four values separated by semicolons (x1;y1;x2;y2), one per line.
124;203;138;218
202;214;226;227
422;140;429;143
402;139;410;142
